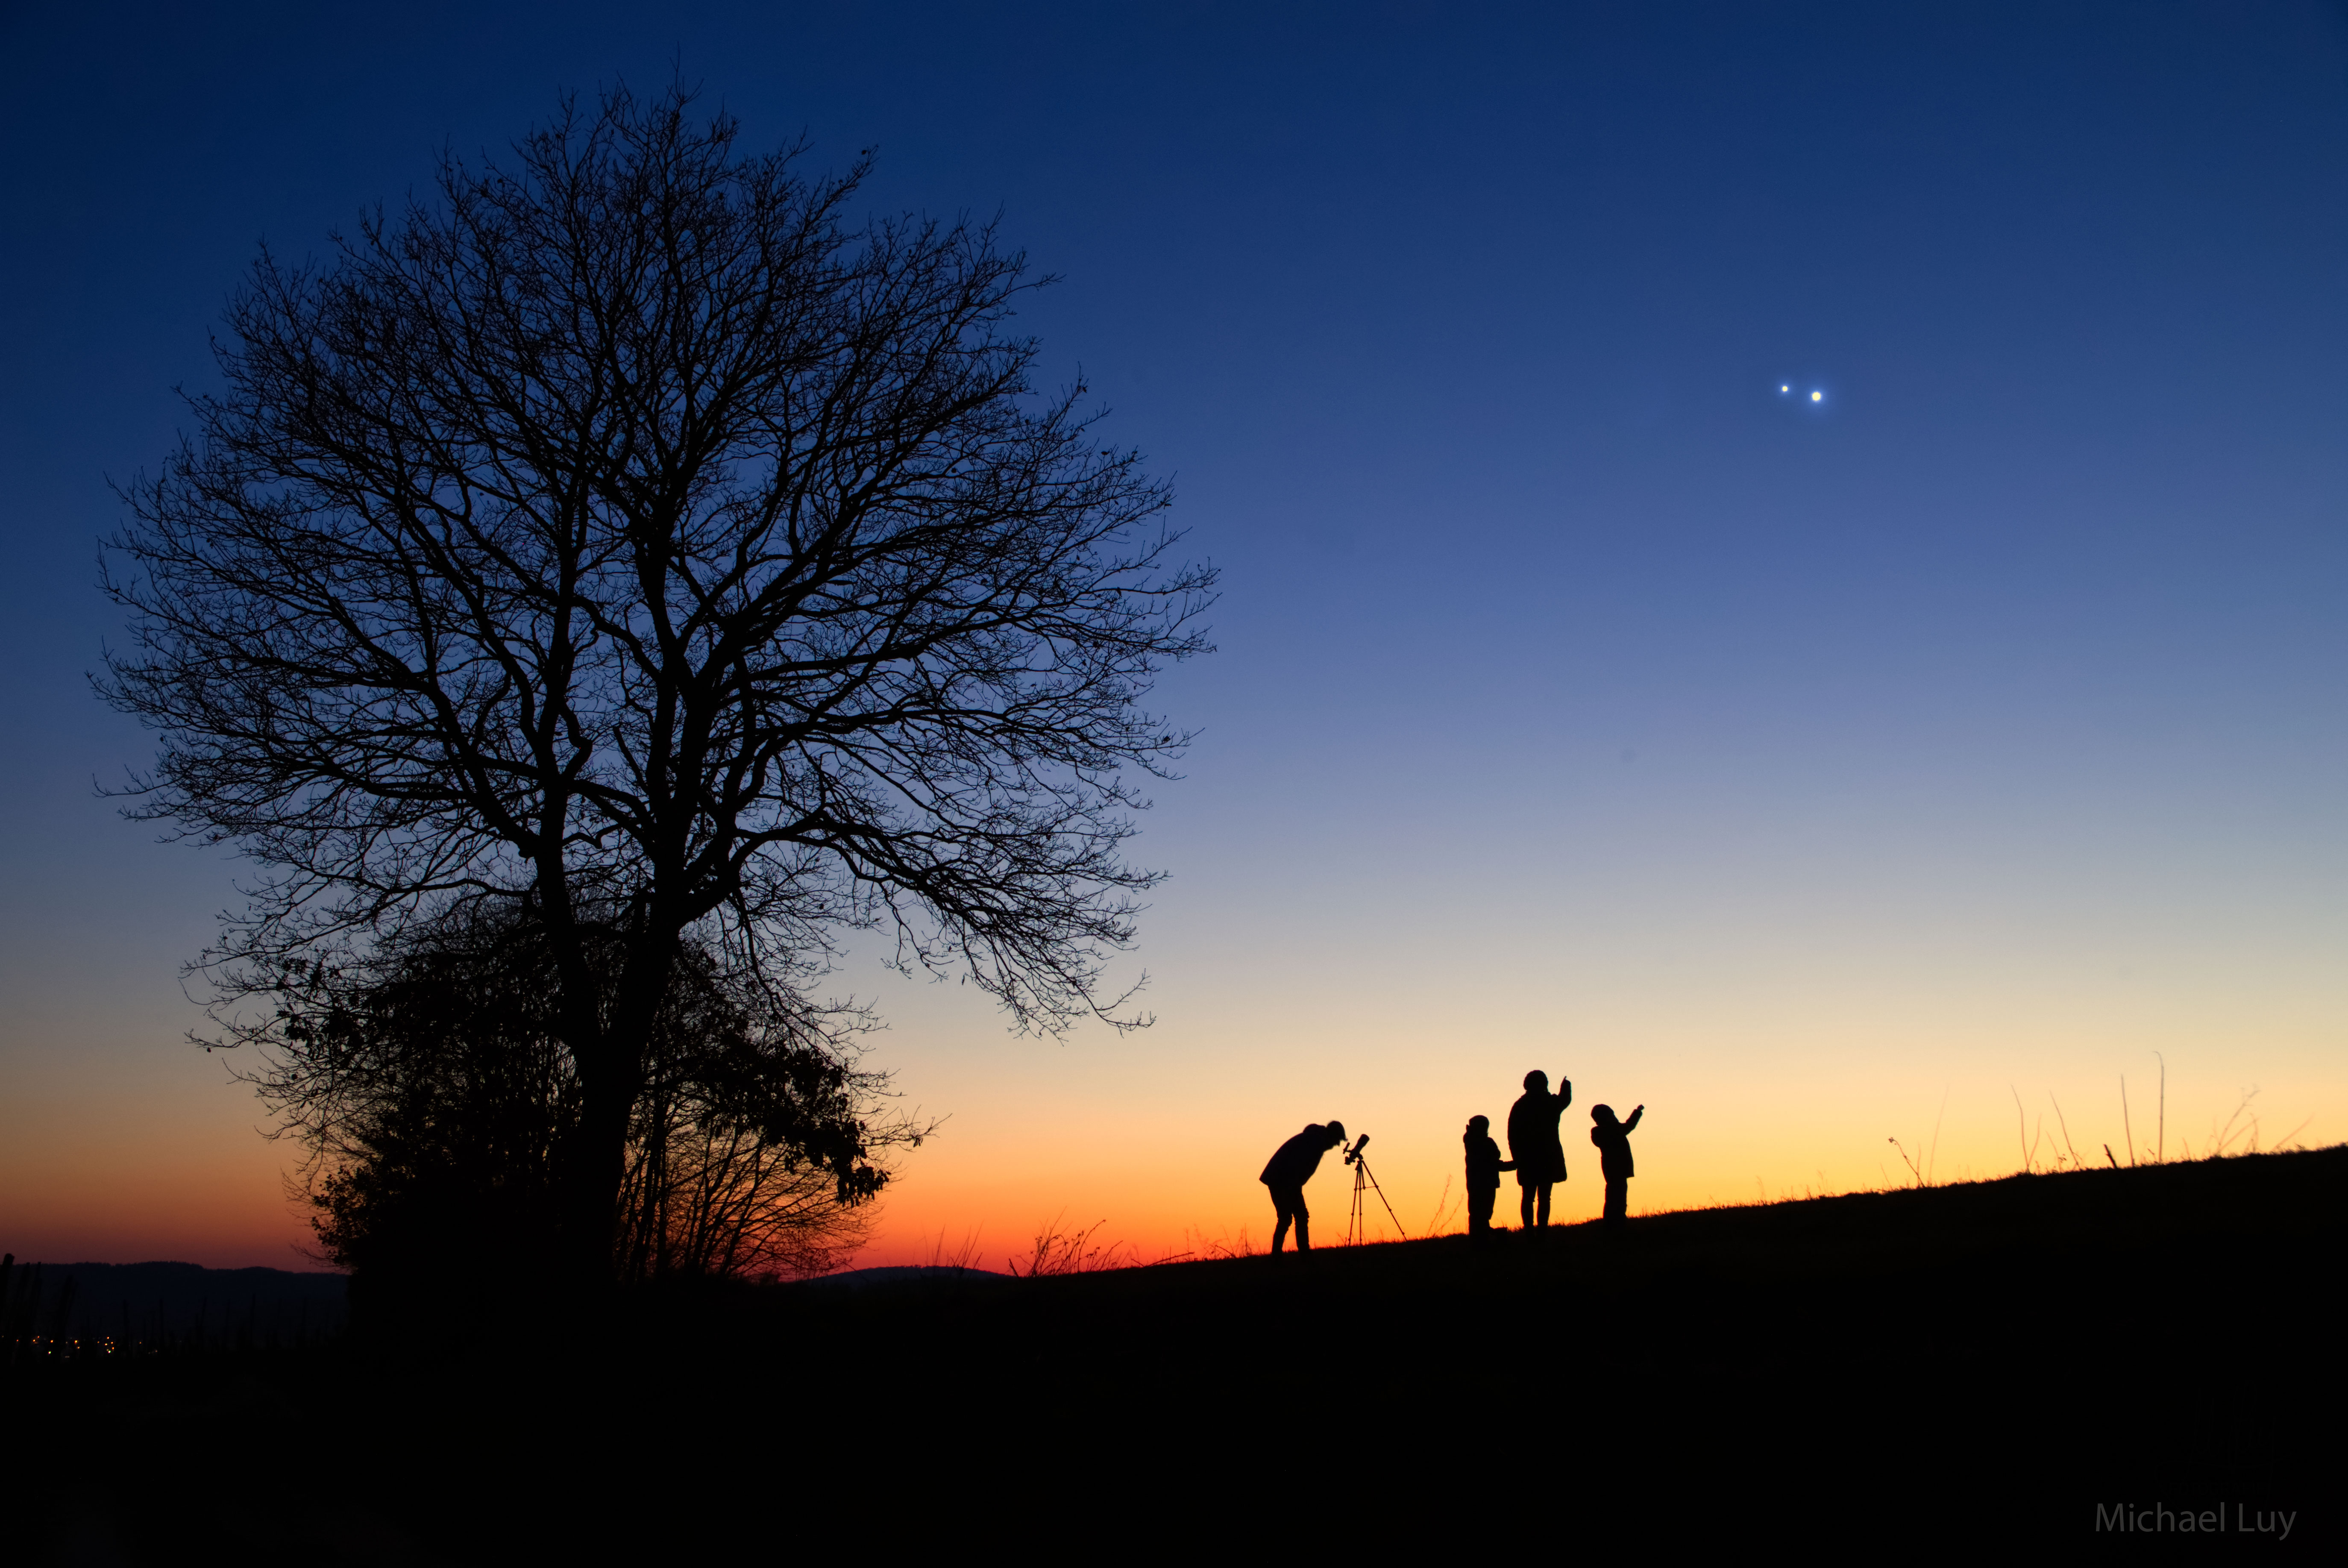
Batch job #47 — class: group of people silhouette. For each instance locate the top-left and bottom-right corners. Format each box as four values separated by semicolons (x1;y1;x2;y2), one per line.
1258;1069;1644;1252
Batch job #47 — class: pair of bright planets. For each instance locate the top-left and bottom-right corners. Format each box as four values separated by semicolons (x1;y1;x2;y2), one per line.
1780;384;1826;403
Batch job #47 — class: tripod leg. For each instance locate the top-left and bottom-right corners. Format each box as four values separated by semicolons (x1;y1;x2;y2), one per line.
1362;1159;1408;1241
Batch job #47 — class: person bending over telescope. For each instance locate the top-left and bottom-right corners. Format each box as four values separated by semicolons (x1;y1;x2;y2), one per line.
1507;1069;1573;1230
1259;1121;1347;1253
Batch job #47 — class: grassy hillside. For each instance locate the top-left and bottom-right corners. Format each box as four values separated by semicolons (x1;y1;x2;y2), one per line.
10;1148;2340;1558
630;1146;2344;1545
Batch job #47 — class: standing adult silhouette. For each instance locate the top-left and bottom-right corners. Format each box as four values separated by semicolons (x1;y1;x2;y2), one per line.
1259;1121;1347;1253
1506;1070;1573;1229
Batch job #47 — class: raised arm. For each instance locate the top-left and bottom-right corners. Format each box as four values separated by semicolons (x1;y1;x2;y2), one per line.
1624;1104;1643;1132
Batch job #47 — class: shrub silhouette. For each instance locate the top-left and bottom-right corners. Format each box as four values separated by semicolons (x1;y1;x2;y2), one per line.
253;904;923;1310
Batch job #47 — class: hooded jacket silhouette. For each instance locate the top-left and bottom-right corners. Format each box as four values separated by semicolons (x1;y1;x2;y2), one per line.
1462;1115;1516;1237
1590;1104;1644;1180
1590;1103;1644;1225
1462;1120;1512;1191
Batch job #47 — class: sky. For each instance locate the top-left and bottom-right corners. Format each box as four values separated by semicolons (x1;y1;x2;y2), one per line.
2;1;2343;1271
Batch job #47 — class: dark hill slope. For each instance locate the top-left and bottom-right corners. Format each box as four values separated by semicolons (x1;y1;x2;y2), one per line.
784;1141;2340;1352
10;1149;2339;1557
704;1148;2342;1538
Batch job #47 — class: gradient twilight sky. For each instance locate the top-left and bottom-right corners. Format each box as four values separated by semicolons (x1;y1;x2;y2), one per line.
3;2;2343;1270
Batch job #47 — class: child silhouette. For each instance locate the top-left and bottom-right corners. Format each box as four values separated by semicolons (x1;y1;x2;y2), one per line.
1462;1115;1517;1238
1589;1103;1645;1226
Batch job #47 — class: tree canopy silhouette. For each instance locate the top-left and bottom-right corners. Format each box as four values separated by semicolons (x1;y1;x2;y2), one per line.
249;905;916;1295
99;83;1212;1279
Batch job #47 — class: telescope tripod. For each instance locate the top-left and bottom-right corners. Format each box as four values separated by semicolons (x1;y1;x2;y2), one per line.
1343;1136;1408;1246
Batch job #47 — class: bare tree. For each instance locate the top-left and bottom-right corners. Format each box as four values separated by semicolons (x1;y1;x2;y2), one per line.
98;83;1212;1280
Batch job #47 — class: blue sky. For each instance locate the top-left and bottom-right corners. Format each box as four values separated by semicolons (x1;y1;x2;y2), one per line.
3;2;2342;1262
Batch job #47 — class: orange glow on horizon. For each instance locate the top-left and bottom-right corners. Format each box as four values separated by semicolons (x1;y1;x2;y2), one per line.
9;968;2338;1274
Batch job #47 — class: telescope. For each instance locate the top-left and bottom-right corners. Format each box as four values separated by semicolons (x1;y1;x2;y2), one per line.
1339;1132;1404;1243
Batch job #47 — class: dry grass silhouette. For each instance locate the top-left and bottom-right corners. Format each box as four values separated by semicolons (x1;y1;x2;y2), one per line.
1003;1214;1136;1277
1892;1057;2317;1187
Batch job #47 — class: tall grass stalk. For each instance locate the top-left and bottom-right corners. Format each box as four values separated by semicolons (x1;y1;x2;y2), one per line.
1928;1086;1948;1186
2155;1051;2166;1163
2049;1094;2084;1169
922;1229;986;1272
1422;1175;1462;1239
2009;1086;2045;1174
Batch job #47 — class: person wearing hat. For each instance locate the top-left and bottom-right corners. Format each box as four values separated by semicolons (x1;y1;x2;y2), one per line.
1506;1069;1573;1230
1259;1120;1347;1253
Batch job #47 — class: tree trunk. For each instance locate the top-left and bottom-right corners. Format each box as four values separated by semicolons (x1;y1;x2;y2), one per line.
555;922;677;1286
565;1058;637;1286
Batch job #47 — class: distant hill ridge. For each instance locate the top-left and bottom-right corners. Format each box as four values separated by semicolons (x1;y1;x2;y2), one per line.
792;1263;1007;1290
0;1257;347;1344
